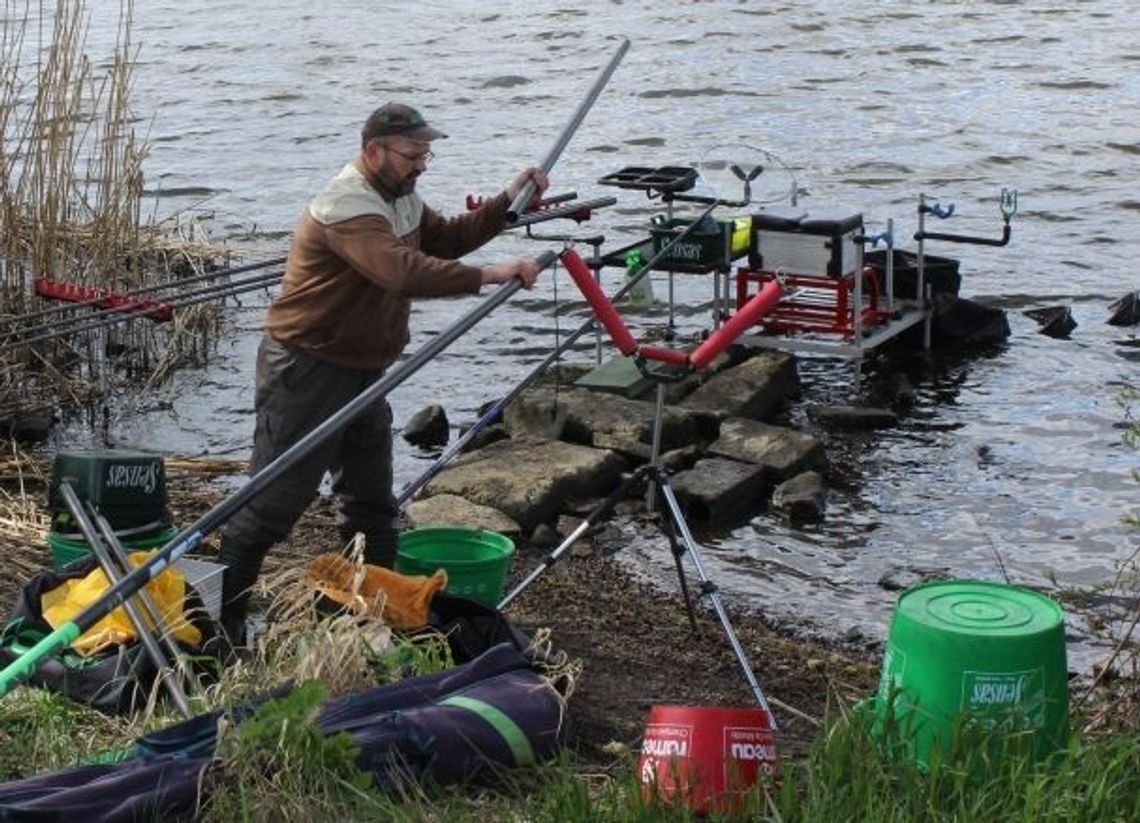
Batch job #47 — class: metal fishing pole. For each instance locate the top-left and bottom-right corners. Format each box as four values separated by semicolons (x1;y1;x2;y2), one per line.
91;509;204;705
0;251;557;697
0;256;286;331
0;270;283;352
4;269;282;342
507;38;631;222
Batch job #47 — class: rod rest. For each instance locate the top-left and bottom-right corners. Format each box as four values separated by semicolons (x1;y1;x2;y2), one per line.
559;248;782;374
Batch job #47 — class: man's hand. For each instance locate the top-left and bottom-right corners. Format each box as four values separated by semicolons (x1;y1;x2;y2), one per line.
481;257;545;289
506;167;550;201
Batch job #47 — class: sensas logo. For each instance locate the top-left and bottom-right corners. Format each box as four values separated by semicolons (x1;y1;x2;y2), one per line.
104;463;160;494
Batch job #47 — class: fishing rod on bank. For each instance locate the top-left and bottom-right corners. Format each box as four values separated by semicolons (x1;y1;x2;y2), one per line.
0;269;284;353
0;251;558;697
0;256;287;332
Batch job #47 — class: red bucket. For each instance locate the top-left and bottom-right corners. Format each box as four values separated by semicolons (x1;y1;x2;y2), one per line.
637;704;777;814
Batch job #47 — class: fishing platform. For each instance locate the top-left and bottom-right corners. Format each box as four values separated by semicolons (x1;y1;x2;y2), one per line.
511;158;1017;384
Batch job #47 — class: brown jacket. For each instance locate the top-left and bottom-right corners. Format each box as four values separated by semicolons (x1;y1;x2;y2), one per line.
266;162;510;369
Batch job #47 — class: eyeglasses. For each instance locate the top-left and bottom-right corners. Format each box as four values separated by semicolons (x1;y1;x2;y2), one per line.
382;143;434;164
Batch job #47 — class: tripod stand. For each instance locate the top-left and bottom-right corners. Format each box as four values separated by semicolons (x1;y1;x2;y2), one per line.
497;401;777;727
495;245;793;724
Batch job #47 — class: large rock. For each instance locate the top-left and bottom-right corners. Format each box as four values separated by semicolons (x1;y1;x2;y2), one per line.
504;386;719;461
1107;291;1140;326
708;418;827;482
402;404;450;447
771;470;827;525
404;493;521;537
668;457;768;523
680;350;800;421
419;435;625;532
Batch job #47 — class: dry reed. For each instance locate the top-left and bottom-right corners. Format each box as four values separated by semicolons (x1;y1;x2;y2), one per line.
0;1;244;431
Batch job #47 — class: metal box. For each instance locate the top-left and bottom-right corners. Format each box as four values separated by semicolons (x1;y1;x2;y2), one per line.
748;208;864;279
176;556;225;620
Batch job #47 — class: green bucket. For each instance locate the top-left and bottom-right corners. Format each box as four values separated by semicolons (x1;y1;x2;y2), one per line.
395;527;515;607
48;526;178;570
873;579;1068;764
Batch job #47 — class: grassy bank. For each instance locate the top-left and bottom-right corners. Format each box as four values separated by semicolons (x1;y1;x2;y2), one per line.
2;663;1138;821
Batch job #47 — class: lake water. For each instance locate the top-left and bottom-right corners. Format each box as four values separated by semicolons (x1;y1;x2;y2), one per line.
66;0;1140;670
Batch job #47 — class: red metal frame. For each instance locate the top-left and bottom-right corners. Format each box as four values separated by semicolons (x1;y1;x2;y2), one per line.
734;266;889;338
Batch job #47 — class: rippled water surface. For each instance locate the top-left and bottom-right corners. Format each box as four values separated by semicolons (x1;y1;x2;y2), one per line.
70;1;1140;669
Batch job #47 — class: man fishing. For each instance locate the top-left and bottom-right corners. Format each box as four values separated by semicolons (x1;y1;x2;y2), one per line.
217;101;549;645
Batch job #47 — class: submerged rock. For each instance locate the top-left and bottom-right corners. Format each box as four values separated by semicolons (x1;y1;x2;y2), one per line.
1107;291;1140;326
807;404;898;430
1025;305;1077;339
771;470;827;525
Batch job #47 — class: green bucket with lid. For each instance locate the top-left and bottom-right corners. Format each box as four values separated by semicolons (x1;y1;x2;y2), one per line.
874;579;1068;763
395;527;515;607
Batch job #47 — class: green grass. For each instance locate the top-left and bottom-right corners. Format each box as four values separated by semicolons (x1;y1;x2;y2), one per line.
2;656;1138;821
2;562;1137;822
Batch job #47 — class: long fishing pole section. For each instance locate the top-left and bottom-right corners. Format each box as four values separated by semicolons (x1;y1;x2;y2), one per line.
507;38;630;222
57;481;195;718
0;251;558;697
2;255;286;332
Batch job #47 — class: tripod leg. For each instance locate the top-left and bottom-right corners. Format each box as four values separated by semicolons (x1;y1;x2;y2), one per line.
498;466;651;610
660;511;700;635
656;473;777;726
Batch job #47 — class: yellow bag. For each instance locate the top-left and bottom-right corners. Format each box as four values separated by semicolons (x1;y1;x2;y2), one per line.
41;550;202;656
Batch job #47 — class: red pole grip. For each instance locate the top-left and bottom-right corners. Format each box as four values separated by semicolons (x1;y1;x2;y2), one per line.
689;280;782;370
560;249;639;355
636;345;692;367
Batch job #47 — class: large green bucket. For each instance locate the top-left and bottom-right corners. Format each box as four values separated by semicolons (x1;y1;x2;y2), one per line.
47;526;178;570
395;527;515;607
874;579;1068;764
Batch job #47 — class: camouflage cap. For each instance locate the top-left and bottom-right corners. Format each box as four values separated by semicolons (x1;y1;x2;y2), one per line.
361;102;447;145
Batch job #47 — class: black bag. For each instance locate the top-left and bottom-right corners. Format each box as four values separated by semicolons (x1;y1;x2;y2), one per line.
0;556;218;715
425;593;532;664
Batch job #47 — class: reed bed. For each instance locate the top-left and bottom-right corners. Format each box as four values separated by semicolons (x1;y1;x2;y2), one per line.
0;0;247;432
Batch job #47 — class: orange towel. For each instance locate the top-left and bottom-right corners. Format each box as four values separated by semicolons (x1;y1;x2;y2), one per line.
304;553;447;630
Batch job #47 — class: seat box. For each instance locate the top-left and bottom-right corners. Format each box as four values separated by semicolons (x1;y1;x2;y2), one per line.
748;209;863;279
48;450;171;536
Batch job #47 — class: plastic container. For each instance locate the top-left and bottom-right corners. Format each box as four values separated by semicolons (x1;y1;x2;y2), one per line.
874;579;1068;764
649;215;750;269
638;704;776;814
48;526;179;570
48;450;170;535
395;527;515;607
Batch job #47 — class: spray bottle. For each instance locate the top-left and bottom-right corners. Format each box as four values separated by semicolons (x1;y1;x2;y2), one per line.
623;248;654;306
